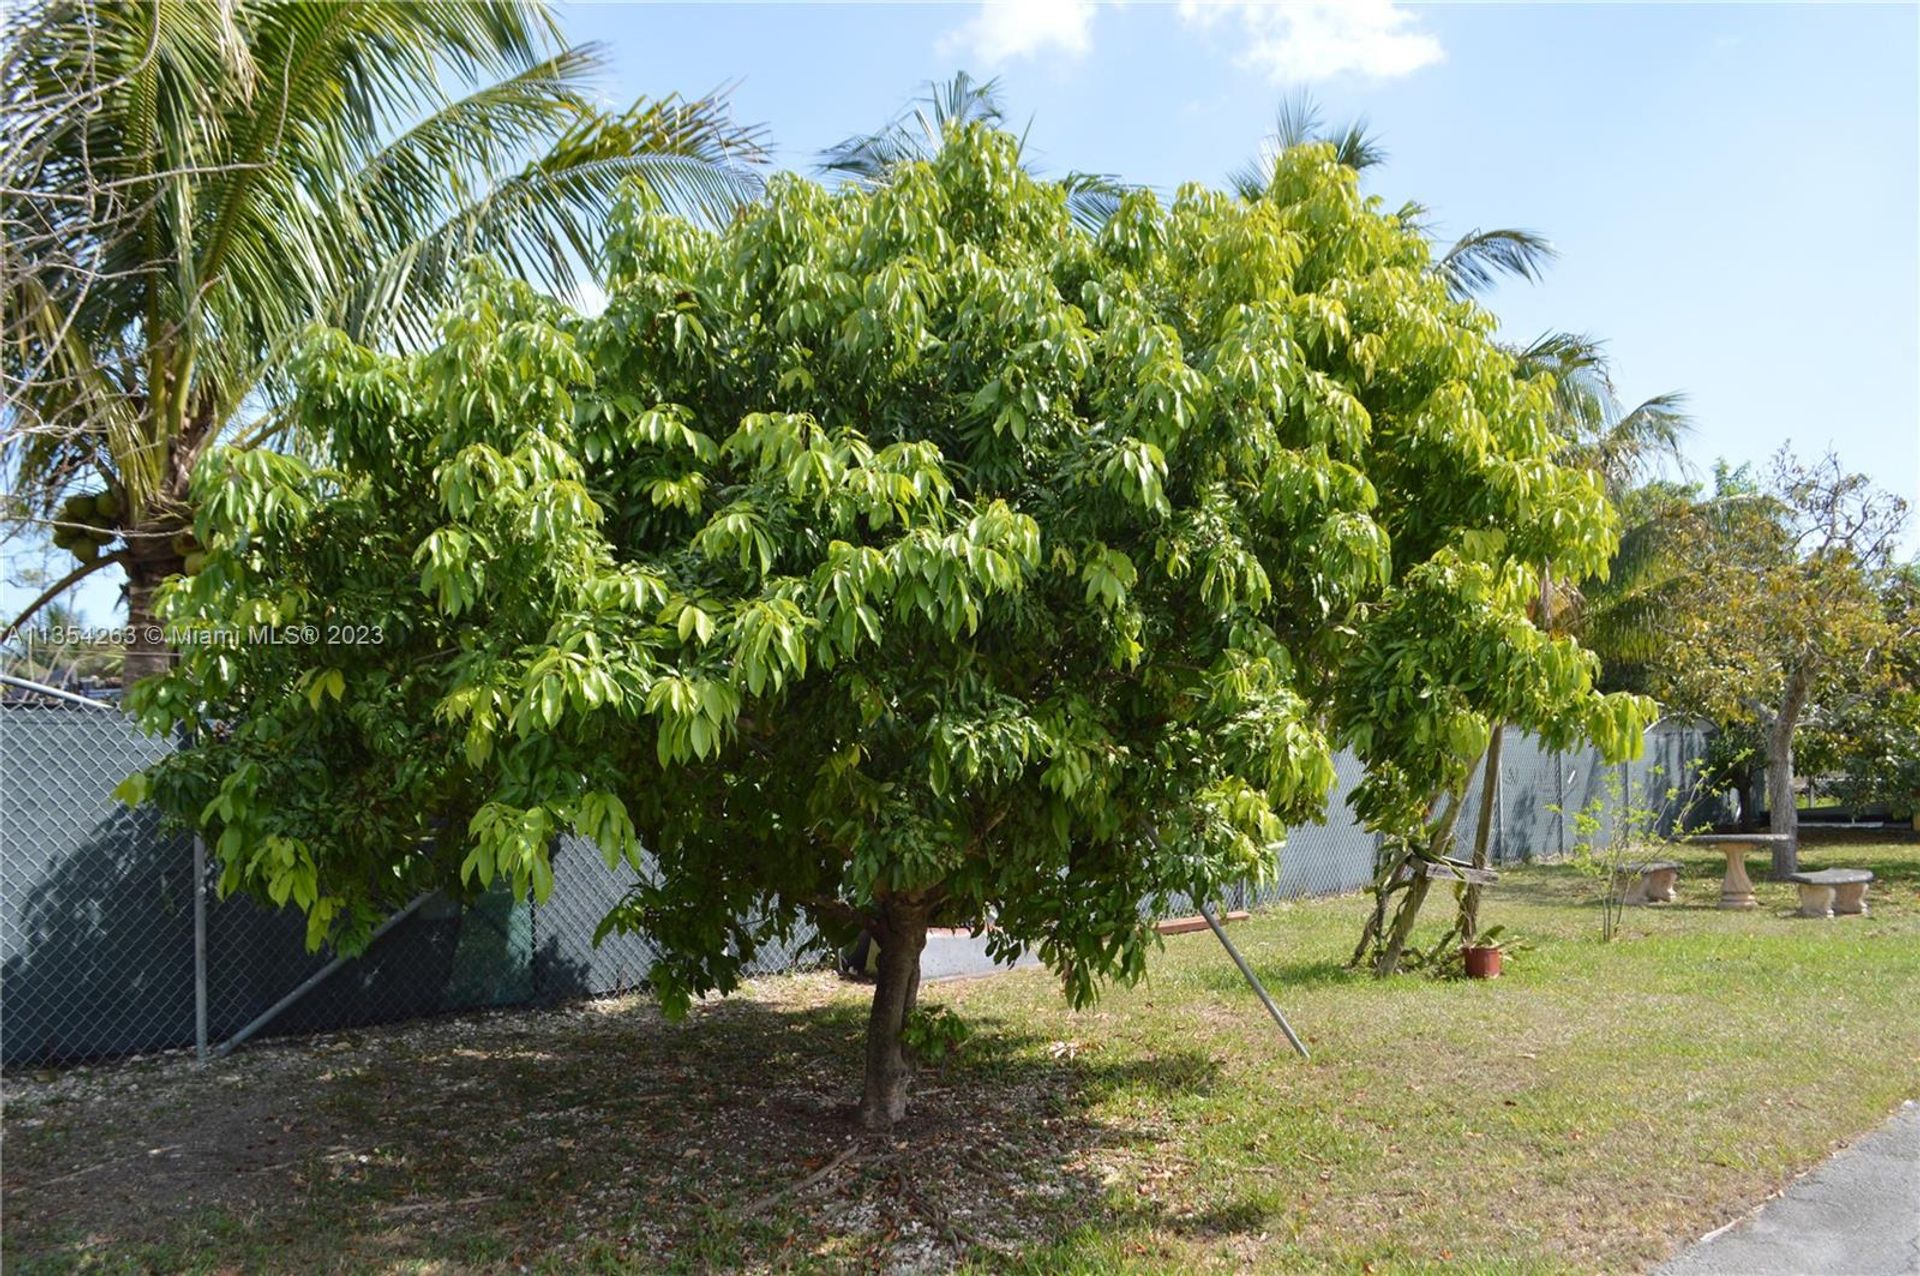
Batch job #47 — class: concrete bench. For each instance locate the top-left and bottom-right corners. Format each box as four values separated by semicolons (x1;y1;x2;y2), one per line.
1784;869;1874;918
1622;860;1683;905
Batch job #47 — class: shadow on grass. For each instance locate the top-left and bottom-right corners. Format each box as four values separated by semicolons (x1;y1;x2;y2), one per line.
1190;952;1363;999
3;985;1235;1274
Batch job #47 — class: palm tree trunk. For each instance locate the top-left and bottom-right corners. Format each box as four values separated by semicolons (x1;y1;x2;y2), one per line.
122;529;184;686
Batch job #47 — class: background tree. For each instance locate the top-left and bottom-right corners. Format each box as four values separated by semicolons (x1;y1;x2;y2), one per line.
126;127;1645;1126
0;597;120;689
1800;563;1920;823
1650;450;1909;874
1;0;762;677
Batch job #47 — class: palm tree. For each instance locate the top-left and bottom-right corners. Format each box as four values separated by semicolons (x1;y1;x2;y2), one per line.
1;0;764;678
1514;332;1689;489
821;72;1126;232
1507;331;1694;682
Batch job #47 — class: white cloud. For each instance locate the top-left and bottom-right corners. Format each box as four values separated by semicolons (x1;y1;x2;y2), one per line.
1180;0;1444;82
938;0;1099;65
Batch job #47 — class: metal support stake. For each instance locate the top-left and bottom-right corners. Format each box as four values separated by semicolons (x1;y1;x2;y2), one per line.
1493;755;1506;863
1197;901;1309;1060
210;891;435;1059
193;832;209;1064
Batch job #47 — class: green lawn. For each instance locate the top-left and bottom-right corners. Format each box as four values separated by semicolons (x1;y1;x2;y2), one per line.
6;838;1918;1274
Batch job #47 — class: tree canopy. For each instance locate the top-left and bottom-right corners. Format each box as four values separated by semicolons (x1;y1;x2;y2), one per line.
1807;563;1920;820
1647;452;1908;871
126;125;1648;1124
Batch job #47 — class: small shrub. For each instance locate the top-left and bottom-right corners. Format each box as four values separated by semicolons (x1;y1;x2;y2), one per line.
901;1005;972;1064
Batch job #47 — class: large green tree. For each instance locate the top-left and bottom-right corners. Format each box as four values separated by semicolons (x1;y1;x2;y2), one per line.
1231;101;1683;955
1;0;761;676
1651;452;1909;874
1430;336;1688;956
126;127;1645;1125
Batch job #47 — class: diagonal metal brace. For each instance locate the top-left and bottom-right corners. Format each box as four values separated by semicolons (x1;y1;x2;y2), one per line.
210;891;436;1059
1198;901;1310;1060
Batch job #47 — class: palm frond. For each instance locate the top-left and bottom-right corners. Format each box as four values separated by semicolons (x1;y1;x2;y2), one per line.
1588;392;1692;486
1058;170;1129;233
1227;159;1270;203
3;0;767;565
1271;92;1324;152
819;71;1004;185
345;141;761;349
1328;118;1387;171
1231;91;1384;201
1433;227;1557;300
1513;330;1609;380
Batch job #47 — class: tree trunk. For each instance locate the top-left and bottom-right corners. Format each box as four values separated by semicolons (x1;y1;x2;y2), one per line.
1764;664;1815;878
1374;872;1432;977
122;548;184;685
856;899;929;1130
1765;720;1799;878
1459;724;1504;943
1368;787;1464;977
1350;845;1407;967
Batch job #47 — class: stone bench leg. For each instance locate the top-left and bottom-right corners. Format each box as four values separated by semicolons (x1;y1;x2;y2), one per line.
1644;866;1679;903
1832;881;1870;916
1793;883;1835;919
1623;875;1651;905
1719;849;1758;910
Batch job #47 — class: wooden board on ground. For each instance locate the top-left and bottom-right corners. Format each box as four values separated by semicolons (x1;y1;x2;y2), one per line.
1155;910;1250;936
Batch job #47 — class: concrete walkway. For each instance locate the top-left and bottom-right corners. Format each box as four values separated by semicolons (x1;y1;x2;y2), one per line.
1660;1101;1920;1275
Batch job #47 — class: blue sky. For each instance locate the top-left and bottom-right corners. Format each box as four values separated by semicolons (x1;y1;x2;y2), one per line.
576;0;1919;517
11;1;1917;627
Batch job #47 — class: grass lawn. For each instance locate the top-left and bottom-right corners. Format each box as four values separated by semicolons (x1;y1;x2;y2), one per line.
6;837;1918;1274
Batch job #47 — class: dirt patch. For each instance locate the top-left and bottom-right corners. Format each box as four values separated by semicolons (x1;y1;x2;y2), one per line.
3;970;1188;1273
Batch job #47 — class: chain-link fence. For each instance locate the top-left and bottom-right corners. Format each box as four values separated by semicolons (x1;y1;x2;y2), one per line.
1;696;1719;1069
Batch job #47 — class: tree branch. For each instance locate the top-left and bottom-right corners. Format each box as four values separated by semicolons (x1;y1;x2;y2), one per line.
2;549;128;642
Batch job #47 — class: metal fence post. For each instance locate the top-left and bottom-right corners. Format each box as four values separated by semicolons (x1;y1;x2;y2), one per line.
1618;759;1631;847
193;832;209;1064
529;881;541;1001
1555;753;1566;858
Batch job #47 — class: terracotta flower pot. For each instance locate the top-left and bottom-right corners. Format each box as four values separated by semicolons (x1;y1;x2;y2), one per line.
1462;945;1503;979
